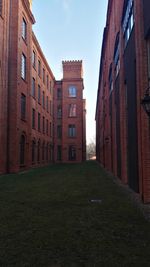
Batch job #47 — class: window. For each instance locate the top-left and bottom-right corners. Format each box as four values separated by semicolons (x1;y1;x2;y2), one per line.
50;100;52;115
38;85;41;103
122;0;134;46
32;50;36;69
69;104;76;117
50;122;52;137
50;81;52;94
50;144;53;162
42;142;45;161
43;68;45;83
46;119;48;135
21;94;26;120
57;125;62;139
22;18;27;40
21;54;26;80
43;116;45;134
38;113;41;132
46;96;49;112
57;145;62;161
57;105;62;118
38;60;41;76
69;86;77;97
57;88;62;99
68;146;76;161
32;108;35;129
147;40;150;82
46;75;49;89
32;140;36;164
37;140;40;162
108;64;113;92
42;91;45;108
32;78;35;98
46;143;49;162
68;124;76;137
20;135;25;165
114;33;120;77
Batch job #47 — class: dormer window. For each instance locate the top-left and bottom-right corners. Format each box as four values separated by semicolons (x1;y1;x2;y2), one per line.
122;0;134;46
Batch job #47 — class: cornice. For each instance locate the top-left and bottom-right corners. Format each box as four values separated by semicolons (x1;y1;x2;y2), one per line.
32;31;55;80
21;0;35;24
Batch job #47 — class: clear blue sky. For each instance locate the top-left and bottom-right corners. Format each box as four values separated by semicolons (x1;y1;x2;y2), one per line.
32;0;108;144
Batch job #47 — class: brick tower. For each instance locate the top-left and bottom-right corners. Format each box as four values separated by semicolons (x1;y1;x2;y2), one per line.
54;60;86;162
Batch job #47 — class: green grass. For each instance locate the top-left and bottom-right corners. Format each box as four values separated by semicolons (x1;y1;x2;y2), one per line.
0;161;150;267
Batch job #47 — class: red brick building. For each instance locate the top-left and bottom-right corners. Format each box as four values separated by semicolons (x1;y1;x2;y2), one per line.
0;0;86;174
54;61;86;163
96;0;150;203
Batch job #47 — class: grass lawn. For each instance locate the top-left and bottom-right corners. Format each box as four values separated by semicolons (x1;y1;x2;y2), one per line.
0;161;150;267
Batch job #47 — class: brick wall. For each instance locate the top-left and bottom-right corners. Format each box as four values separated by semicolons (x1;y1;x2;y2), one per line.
96;0;150;203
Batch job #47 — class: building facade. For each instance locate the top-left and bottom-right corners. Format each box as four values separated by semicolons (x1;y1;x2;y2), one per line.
0;0;86;174
95;0;150;203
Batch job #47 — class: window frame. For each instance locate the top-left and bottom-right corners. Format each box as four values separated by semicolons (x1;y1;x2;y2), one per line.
57;105;62;118
32;50;36;69
38;112;41;132
69;86;77;98
122;0;134;46
32;77;36;98
57;125;62;139
43;116;45;134
32;108;36;129
68;124;76;138
21;53;26;80
57;145;62;161
38;84;41;104
42;91;45;109
68;104;77;117
68;145;76;161
20;135;25;165
46;119;48;135
57;88;62;99
21;93;26;120
38;59;41;77
22;17;27;41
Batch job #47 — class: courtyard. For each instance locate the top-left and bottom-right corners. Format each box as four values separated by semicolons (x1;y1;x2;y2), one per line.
0;161;150;266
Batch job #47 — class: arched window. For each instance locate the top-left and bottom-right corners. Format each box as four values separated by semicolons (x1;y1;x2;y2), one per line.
37;139;40;163
32;139;36;164
20;135;25;165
